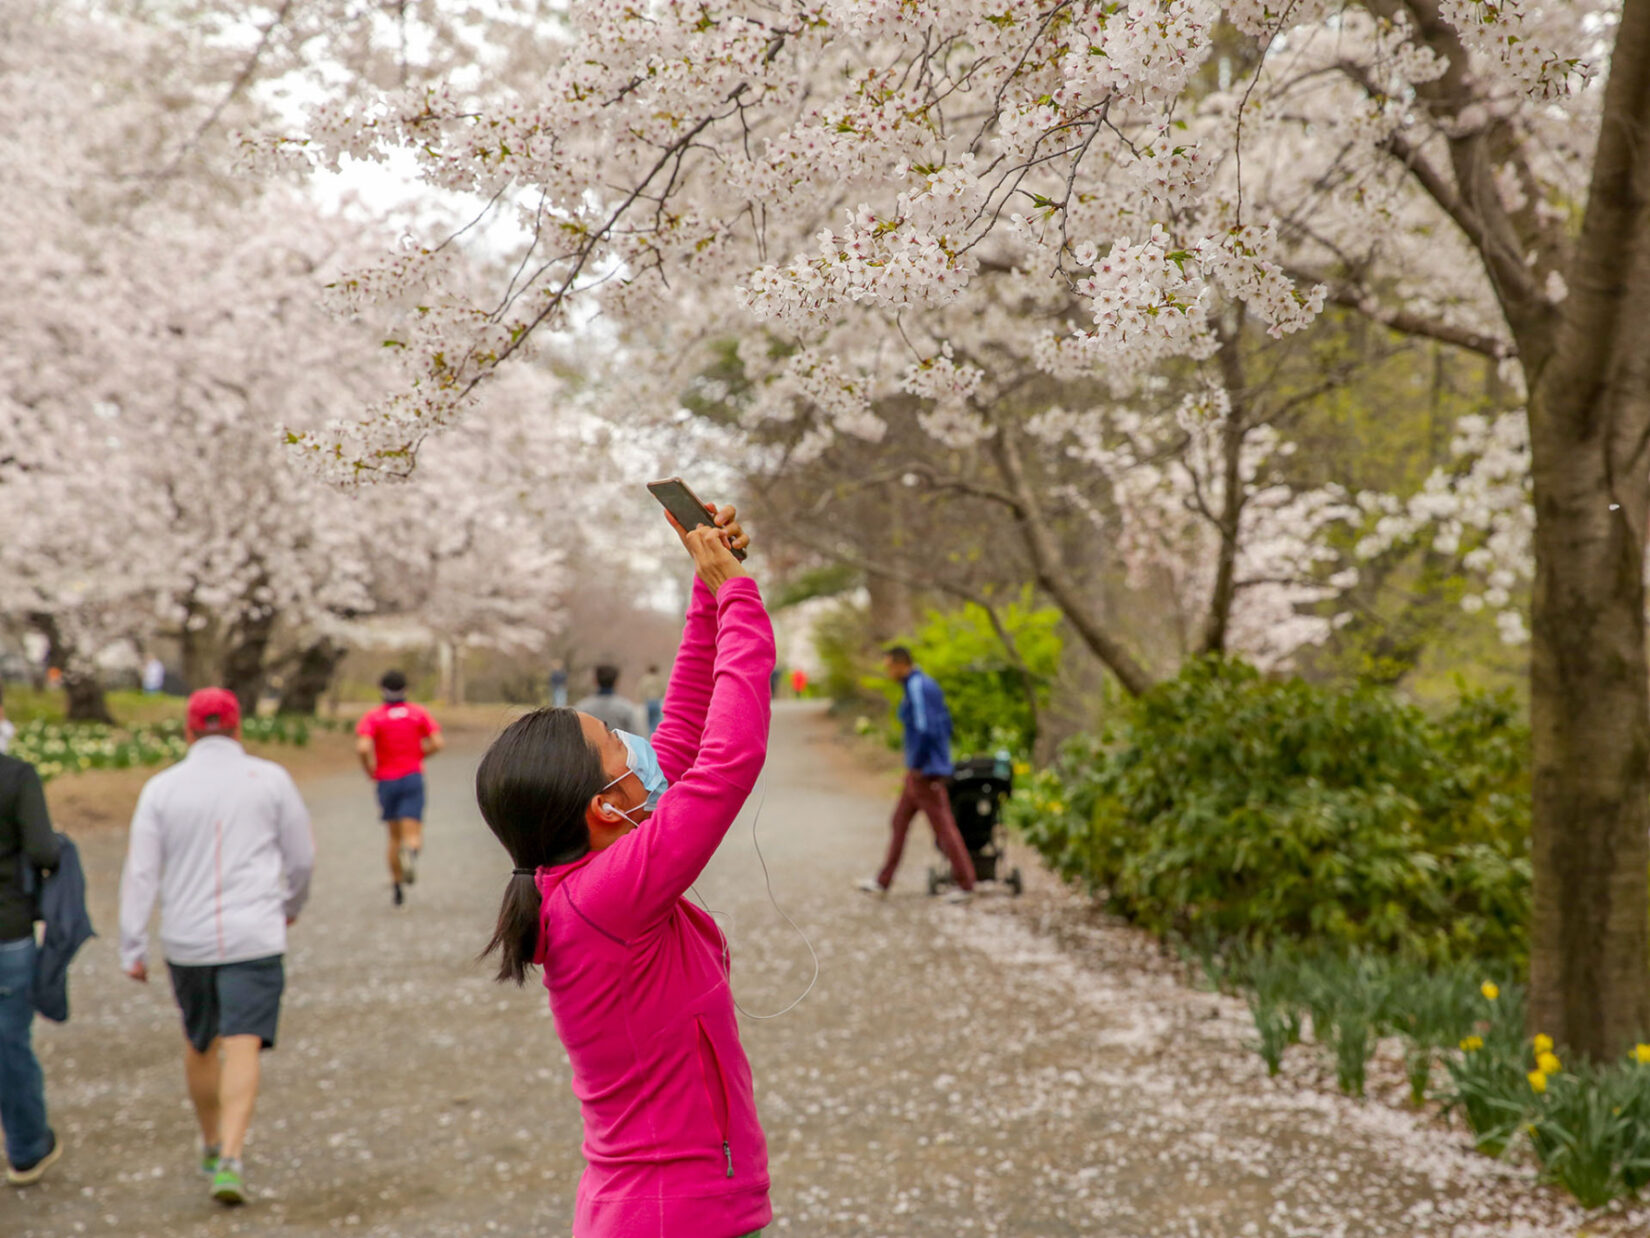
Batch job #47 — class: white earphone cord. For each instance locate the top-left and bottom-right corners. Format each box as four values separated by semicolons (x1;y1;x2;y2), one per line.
693;779;819;1021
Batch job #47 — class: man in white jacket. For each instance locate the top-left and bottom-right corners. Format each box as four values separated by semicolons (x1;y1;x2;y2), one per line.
119;688;314;1207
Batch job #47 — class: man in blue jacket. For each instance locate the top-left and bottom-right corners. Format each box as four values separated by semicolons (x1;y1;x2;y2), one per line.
859;647;977;900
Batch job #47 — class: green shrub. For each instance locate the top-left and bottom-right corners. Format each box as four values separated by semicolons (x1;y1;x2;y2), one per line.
811;599;884;714
868;590;1063;759
1006;657;1531;964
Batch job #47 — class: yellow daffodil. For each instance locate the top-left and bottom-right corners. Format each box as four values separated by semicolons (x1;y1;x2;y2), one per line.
1536;1051;1562;1075
1527;1070;1548;1094
1481;981;1500;1001
1532;1034;1553;1055
1049;801;1064;813
1459;1035;1484;1053
1013;761;1031;777
1634;1043;1650;1065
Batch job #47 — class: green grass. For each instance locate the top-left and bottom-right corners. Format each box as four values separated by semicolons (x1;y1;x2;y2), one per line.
2;686;187;728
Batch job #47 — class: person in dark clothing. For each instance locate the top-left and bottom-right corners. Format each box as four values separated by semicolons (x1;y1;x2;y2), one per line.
0;750;64;1186
859;647;977;901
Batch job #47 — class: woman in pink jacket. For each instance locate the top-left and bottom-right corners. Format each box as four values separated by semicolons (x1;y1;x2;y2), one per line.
477;506;774;1238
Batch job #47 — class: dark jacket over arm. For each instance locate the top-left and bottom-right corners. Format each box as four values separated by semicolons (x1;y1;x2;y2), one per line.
0;755;62;941
34;834;95;1021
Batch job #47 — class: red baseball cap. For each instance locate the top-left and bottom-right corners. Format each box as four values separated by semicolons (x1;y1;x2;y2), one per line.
186;687;241;734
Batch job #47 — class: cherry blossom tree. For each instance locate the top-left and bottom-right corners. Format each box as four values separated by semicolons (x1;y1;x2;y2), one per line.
0;1;581;717
69;0;1628;1048
1220;0;1650;1055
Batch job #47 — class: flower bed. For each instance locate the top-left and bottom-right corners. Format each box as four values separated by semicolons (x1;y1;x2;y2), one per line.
1199;947;1650;1209
12;714;350;782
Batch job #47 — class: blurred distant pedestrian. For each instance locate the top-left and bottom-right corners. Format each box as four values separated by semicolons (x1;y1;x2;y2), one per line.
638;664;666;735
789;668;808;698
0;745;62;1187
119;688;314;1205
550;660;569;709
859;647;975;901
576;665;647;735
142;656;165;694
356;671;444;907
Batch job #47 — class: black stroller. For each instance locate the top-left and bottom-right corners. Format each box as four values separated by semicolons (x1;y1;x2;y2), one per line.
928;755;1023;896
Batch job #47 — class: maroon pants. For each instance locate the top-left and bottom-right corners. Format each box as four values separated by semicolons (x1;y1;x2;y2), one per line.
877;770;977;891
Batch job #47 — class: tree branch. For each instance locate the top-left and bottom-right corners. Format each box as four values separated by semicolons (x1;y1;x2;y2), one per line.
1297;266;1513;359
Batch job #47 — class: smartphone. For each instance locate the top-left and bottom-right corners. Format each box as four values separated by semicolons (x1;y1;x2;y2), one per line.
647;477;748;561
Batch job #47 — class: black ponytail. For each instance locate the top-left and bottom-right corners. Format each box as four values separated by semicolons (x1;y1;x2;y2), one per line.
476;708;606;985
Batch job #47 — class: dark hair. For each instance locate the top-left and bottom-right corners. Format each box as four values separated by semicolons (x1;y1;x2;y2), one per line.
476;708;606;985
594;664;620;691
380;669;407;693
884;645;913;666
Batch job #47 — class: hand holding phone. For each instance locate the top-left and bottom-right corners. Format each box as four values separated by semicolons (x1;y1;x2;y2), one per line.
647;477;749;562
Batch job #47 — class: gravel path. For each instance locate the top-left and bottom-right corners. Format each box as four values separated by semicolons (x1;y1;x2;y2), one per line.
6;702;1647;1237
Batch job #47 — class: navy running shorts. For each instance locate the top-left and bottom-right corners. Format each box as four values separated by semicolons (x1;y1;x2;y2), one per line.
376;771;426;822
167;955;285;1053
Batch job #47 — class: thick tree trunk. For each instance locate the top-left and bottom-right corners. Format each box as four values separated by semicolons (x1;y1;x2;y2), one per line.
865;572;912;644
276;638;348;716
27;612;115;725
438;640;466;705
1526;0;1650;1059
63;672;114;725
221;603;277;720
179;600;221;693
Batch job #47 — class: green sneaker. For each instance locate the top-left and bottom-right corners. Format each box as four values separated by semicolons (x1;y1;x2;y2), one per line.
200;1143;221;1177
210;1157;246;1206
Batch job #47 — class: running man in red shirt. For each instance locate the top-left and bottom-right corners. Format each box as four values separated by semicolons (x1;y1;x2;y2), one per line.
355;671;444;907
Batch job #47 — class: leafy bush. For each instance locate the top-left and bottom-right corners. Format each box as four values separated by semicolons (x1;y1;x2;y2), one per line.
872;590;1064;758
1006;657;1531;964
811;598;885;715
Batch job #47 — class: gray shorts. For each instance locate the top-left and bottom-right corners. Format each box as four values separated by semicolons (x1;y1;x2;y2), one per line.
167;955;285;1053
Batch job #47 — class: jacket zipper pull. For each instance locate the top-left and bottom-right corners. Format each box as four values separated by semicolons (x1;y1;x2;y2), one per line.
723;1140;734;1179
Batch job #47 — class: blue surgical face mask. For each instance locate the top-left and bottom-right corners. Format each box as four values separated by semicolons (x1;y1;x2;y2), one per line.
601;730;669;823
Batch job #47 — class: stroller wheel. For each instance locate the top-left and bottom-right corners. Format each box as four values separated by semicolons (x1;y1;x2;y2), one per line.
1007;868;1024;896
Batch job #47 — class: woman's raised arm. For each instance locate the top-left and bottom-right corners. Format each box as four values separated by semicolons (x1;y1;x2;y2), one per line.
568;576;775;939
643;503;749;784
648;577;718;785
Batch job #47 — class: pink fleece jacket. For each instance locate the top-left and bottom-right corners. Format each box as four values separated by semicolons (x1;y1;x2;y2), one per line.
534;575;776;1238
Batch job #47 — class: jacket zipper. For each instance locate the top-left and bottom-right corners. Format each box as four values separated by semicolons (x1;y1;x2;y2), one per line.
696;1019;735;1179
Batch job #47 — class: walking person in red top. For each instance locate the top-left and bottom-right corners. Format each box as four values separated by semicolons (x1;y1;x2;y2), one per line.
355;671;444;907
475;501;772;1238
